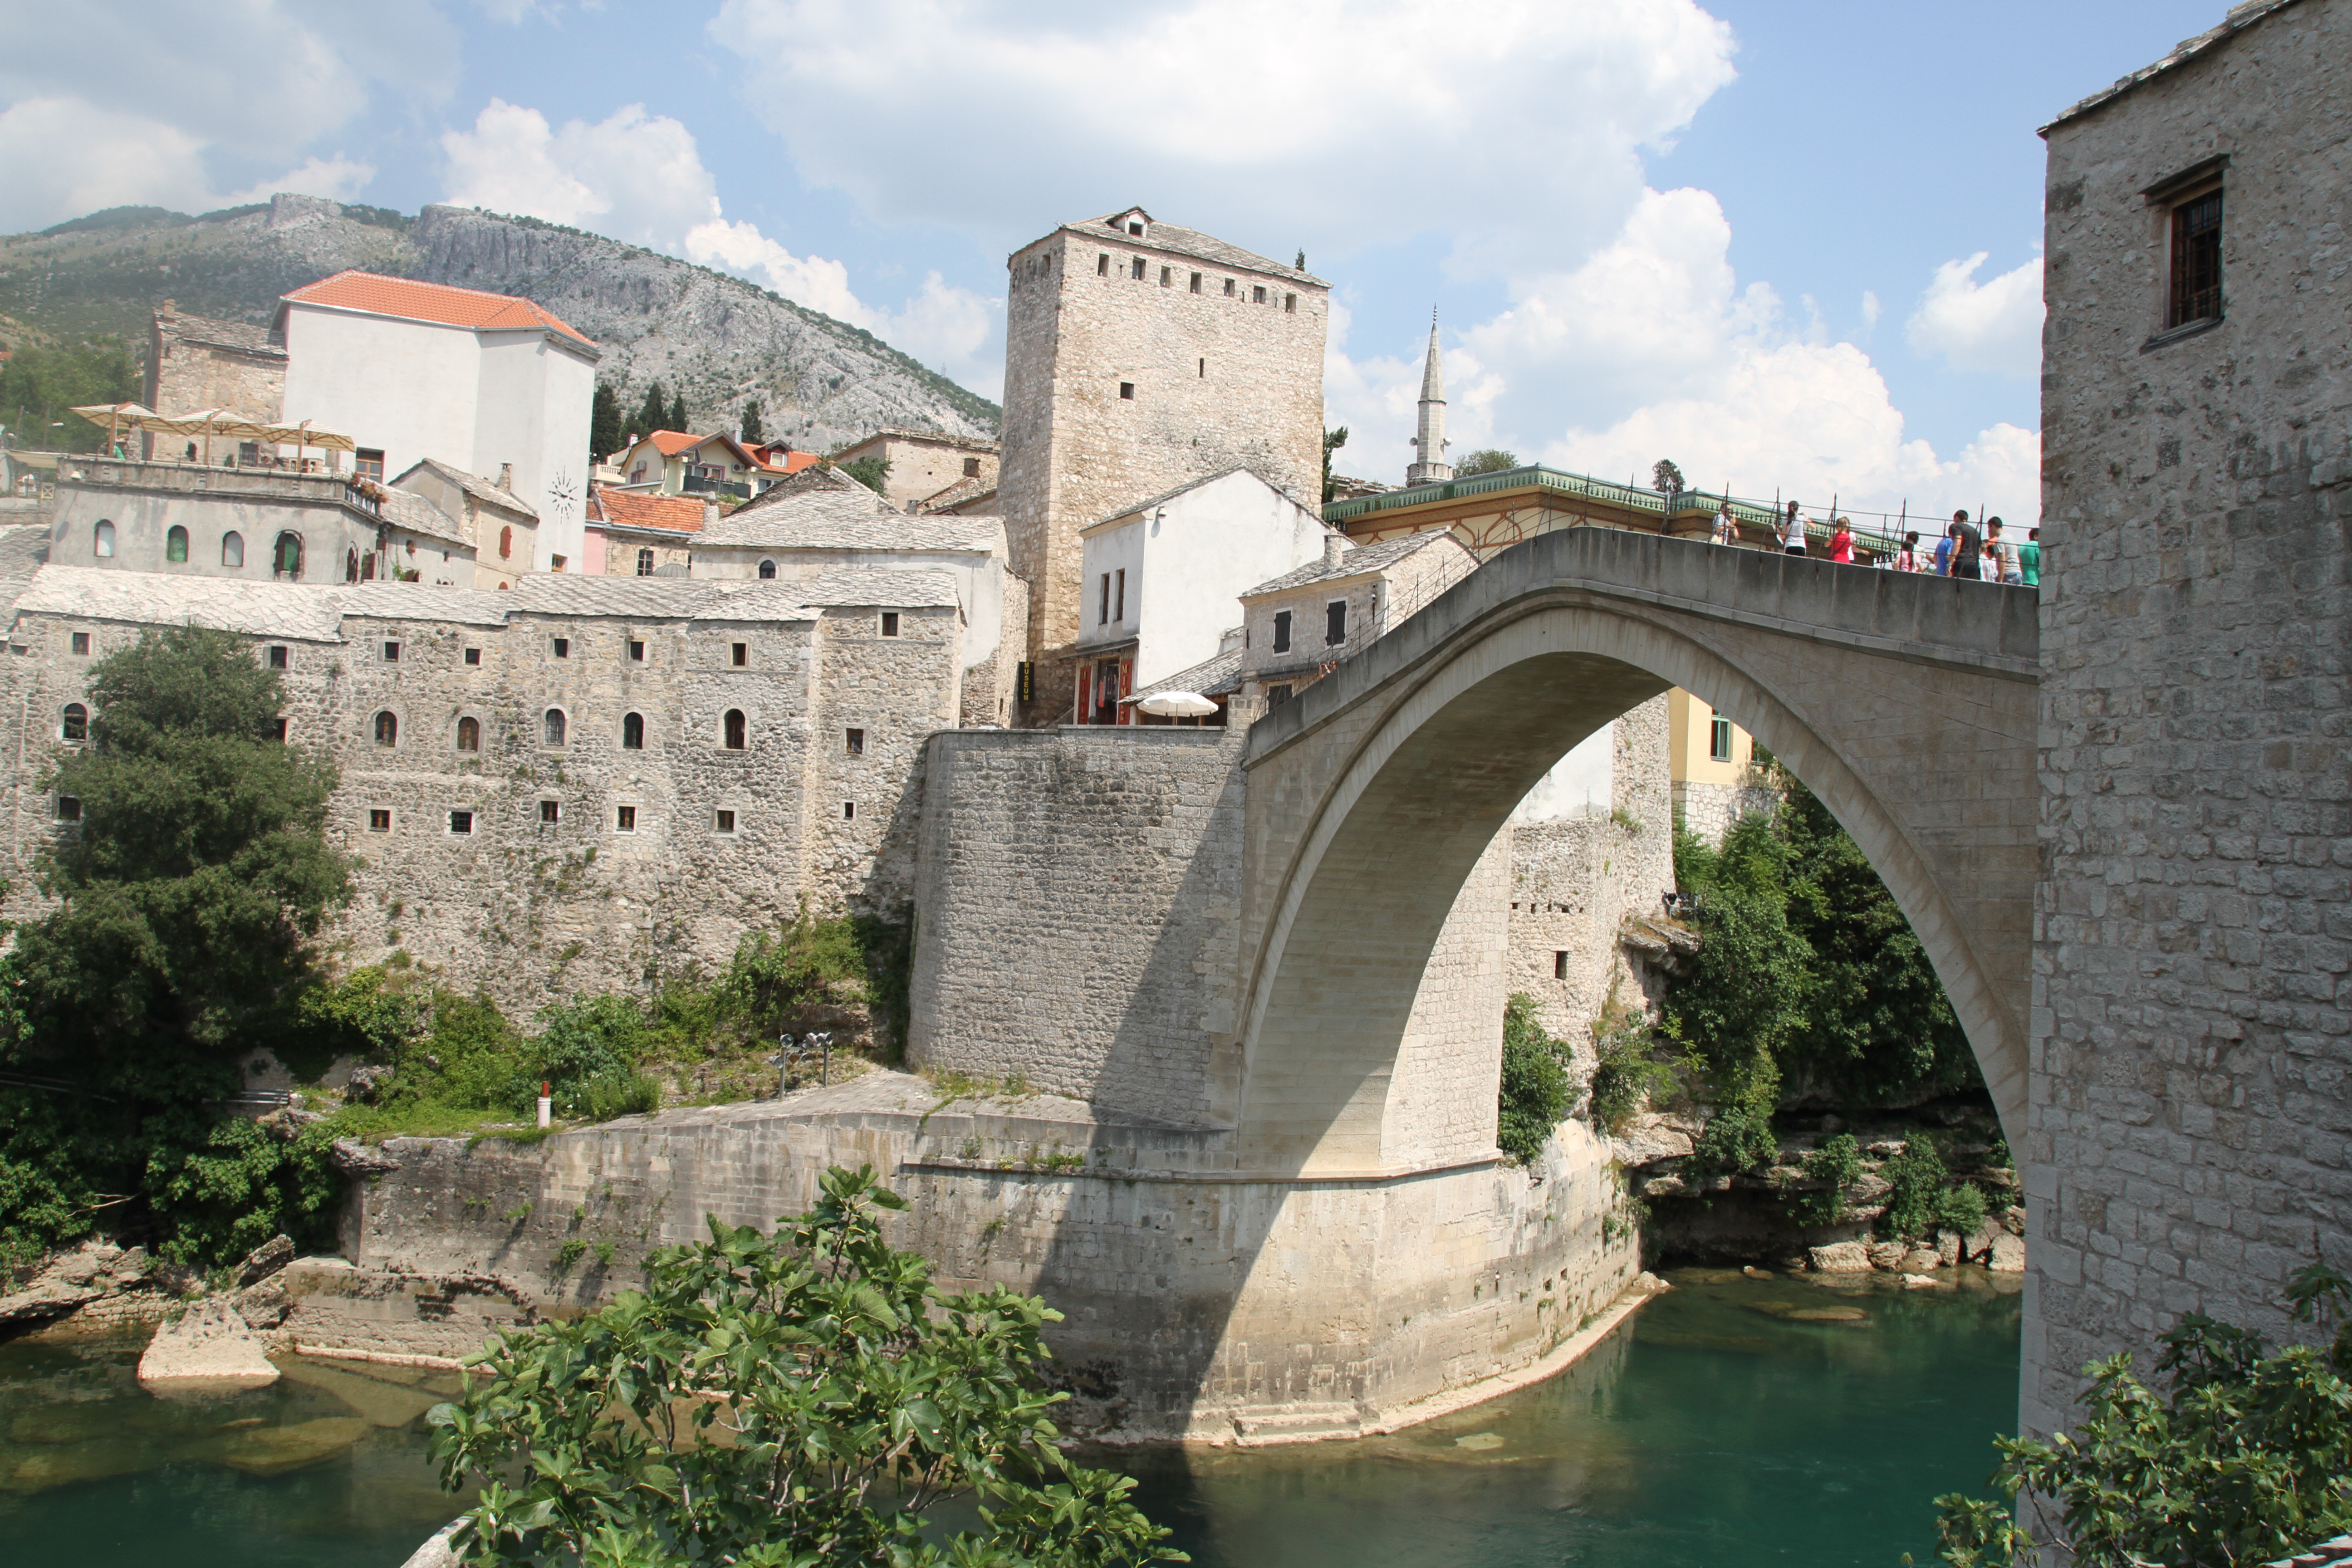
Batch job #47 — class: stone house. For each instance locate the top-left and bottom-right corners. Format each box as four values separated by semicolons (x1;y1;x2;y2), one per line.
584;488;707;579
1225;529;1476;712
390;458;539;590
1072;467;1333;724
2029;0;2352;1438
276;270;598;573
143;303;287;458
1000;207;1329;721
826;428;1000;513
0;564;970;1010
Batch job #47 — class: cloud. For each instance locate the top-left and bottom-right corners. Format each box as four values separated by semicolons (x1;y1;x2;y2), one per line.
441;101;720;248
220;156;378;209
683;218;866;323
1325;187;2041;529
0;1;456;230
709;0;1735;270
1906;251;2044;377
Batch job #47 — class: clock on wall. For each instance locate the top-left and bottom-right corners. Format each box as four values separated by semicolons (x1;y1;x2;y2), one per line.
545;468;579;527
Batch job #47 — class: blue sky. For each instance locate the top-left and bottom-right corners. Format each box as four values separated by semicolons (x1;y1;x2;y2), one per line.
4;0;2226;525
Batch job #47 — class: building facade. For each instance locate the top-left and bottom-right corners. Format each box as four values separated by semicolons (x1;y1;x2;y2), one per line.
275;271;598;574
2030;0;2352;1437
391;460;539;591
999;208;1329;721
827;429;1000;513
1665;688;1774;844
143;303;288;458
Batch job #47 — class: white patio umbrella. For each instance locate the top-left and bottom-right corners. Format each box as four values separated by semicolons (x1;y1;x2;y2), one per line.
70;402;161;456
1136;691;1219;718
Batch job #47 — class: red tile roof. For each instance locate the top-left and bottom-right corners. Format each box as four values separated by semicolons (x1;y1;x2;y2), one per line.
280;270;594;346
588;487;706;535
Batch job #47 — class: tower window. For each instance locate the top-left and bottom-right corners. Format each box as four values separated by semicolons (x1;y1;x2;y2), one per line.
1223;278;1235;297
54;796;80;822
623;711;644;750
846;728;865;755
881;612;901;637
1285;293;1298;313
382;641;400;662
456;716;480;752
266;644;286;668
1253;285;1267;304
373;710;397;747
61;703;88;742
628;638;645;662
449;810;473;835
1198;358;1205;378
1190;272;1202;294
2168;186;2224;327
539;800;560;825
758;559;776;578
715;809;736;833
1119;382;1135;400
1272;610;1292;654
1554;951;1570;980
544;709;566;746
71;632;90;656
463;647;480;666
724;709;747;750
1098;253;1109;275
843;800;856;820
1160;265;1171;287
1131;257;1145;280
616;805;637;832
551;637;569;659
730;641;748;666
369;809;391;833
499;525;513;559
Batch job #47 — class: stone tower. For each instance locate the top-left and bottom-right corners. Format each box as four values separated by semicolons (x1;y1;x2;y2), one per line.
1404;313;1452;487
998;206;1328;722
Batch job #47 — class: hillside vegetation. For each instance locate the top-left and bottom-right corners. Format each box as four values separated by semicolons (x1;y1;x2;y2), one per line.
0;194;998;453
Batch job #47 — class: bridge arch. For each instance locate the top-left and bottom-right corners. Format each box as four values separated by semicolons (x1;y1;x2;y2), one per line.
1233;528;2037;1176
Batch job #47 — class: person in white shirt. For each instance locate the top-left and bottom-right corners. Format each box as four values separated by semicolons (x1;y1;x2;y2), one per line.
1781;502;1807;556
1712;500;1736;547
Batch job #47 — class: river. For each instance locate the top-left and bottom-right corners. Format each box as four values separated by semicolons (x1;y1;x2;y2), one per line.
0;1267;2019;1567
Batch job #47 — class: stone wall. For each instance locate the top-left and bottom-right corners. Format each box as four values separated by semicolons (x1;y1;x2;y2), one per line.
999;219;1328;720
1671;776;1781;848
2031;0;2352;1439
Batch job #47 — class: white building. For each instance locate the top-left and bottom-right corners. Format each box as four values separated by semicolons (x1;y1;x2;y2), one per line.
274;271;599;574
1071;467;1330;725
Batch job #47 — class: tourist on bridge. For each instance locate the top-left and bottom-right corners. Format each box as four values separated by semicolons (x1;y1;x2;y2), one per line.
1932;526;1955;576
1712;500;1736;546
2019;527;2041;588
1949;511;1983;580
1896;531;1922;572
1780;501;1807;556
1829;517;1854;563
1988;518;2024;584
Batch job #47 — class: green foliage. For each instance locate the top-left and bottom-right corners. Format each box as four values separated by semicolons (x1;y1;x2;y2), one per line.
1935;1179;1989;1238
1793;1133;1862;1225
293;966;421;1081
668;391;688;433
1876;1137;1950;1240
1651;458;1686;494
1496;994;1570;1166
427;1166;1183;1568
589;382;623;461
1453;448;1520;477
839;454;892;495
738;399;763;444
528;994;660;1120
633;382;668;439
0;337;139;452
1691;1101;1778;1176
1587;995;1674;1135
1321;425;1348;504
1665;811;1806;1103
1933;1265;2352;1568
144;1114;343;1266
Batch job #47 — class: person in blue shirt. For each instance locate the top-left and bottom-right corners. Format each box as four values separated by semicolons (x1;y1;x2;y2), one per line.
1933;525;1955;576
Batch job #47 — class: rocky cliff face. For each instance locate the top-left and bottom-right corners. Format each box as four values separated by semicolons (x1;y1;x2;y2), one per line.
0;194;999;452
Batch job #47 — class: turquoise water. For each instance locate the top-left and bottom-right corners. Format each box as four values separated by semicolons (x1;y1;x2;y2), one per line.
0;1266;2019;1567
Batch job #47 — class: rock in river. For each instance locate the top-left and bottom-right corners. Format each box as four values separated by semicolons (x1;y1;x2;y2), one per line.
137;1298;278;1388
178;1416;368;1477
1807;1241;1872;1273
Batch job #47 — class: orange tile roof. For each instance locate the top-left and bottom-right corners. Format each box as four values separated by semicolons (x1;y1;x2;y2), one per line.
588;487;706;534
281;270;594;346
645;431;701;456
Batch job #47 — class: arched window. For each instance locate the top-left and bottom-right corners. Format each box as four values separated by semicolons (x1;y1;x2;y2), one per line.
622;711;644;750
636;548;654;577
723;709;746;750
758;559;776;580
456;716;480;753
373;711;398;747
61;703;87;742
93;520;115;559
166;525;188;564
346;548;360;583
360;551;376;581
221;531;245;568
274;531;303;578
499;525;513;560
544;709;566;747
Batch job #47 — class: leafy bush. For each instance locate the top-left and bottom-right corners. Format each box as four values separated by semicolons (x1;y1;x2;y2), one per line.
1934;1264;2352;1567
1876;1137;1950;1240
1587;997;1674;1134
144;1114;343;1267
1691;1100;1779;1176
1793;1132;1863;1225
1497;993;1570;1165
528;994;658;1120
1666;813;1807;1104
427;1166;1183;1567
838;454;892;494
1934;1178;1989;1238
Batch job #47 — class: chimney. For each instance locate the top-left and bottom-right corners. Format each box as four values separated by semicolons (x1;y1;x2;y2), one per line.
703;504;720;529
1323;532;1345;568
495;462;514;493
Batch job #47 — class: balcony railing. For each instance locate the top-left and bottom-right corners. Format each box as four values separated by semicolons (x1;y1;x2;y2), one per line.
681;475;750;500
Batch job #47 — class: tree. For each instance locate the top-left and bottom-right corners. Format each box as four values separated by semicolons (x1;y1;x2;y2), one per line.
427;1166;1184;1568
1;627;354;1263
1294;249;1306;270
589;382;623;463
1651;459;1686;495
1321;425;1349;504
1934;1264;2352;1567
1453;449;1519;477
739;399;764;445
0;338;139;454
634;382;668;440
1496;994;1570;1165
669;391;690;434
840;454;891;495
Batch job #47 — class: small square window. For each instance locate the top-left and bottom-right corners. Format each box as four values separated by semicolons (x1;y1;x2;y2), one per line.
539;800;560;825
846;727;865;755
552;637;569;659
1159;265;1171;287
368;809;391;833
1098;253;1109;275
463;647;480;666
1253;284;1267;304
1554;951;1570;980
715;808;737;834
70;632;90;656
880;612;901;637
54;795;80;822
1189;272;1202;294
266;643;286;668
616;804;637;833
730;641;748;666
629;639;645;662
1130;256;1145;279
1119;382;1135;400
1223;278;1235;297
449;810;474;835
1285;293;1298;313
963;456;980;477
843;800;856;820
382;641;400;662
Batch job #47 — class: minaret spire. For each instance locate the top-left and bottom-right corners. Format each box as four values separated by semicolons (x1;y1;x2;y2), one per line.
1406;309;1452;487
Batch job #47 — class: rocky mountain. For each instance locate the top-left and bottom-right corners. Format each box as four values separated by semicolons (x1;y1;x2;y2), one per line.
0;194;999;452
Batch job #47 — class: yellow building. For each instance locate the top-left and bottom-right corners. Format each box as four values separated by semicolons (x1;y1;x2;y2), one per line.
1665;689;1774;843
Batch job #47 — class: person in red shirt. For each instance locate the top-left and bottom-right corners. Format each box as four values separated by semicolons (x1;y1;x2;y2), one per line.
1829;517;1854;563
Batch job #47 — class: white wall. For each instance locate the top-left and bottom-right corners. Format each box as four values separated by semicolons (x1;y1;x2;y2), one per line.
1076;518;1143;653
1509;727;1616;822
1095;470;1329;687
477;330;595;571
279;307;480;485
